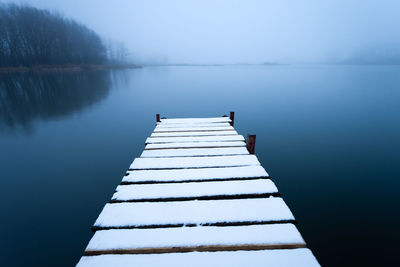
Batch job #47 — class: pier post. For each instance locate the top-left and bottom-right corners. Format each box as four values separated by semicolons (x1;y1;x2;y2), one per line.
156;114;161;123
229;111;235;126
246;135;256;154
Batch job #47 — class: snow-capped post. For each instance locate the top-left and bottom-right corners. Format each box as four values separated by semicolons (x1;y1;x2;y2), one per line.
230;111;235;126
156;114;160;123
246;134;256;154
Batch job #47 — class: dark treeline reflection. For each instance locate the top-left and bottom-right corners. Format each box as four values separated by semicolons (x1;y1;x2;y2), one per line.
0;4;107;66
0;71;111;131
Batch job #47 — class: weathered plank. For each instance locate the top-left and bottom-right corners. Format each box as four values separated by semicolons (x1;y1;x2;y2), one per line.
77;249;320;267
122;166;269;184
140;147;249;158
156;122;232;128
159;117;231;124
145;141;246;150
112;179;278;202
93;198;295;230
85;224;305;255
154;126;234;133
150;130;238;137
130;155;260;170
145;135;245;144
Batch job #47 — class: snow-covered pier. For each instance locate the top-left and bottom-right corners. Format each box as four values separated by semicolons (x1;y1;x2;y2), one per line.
77;113;320;266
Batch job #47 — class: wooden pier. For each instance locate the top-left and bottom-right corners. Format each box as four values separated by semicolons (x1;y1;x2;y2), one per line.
76;114;320;266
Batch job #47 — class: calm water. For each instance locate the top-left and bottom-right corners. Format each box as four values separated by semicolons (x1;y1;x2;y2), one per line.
0;65;399;266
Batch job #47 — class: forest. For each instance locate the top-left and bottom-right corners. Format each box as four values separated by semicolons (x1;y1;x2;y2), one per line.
0;4;110;67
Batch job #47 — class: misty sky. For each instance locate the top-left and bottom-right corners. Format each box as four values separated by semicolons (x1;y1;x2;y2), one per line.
4;0;400;63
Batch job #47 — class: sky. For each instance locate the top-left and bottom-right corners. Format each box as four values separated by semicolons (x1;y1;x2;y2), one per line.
3;0;400;64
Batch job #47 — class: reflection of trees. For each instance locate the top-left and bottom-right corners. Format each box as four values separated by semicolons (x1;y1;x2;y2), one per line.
0;71;111;131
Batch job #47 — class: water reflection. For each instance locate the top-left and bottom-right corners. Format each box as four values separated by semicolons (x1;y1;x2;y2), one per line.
0;71;111;131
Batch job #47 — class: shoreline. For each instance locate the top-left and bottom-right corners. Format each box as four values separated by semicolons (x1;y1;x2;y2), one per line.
0;64;141;73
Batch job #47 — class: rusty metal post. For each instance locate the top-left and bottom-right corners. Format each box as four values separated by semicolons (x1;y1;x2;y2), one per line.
246;134;256;154
156;114;160;123
229;111;235;126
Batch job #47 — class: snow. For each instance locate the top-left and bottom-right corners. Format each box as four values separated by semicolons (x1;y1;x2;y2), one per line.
113;179;278;201
154;126;234;132
93;198;294;229
156;122;232;128
85;224;304;252
145;141;245;150
130;155;260;170
122;166;269;183
151;130;238;137
77;249;320;267
160;117;231;124
145;135;245;144
140;147;249;158
76;117;321;267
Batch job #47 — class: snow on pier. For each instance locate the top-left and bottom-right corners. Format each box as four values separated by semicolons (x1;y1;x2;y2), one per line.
85;224;305;255
145;141;246;150
145;135;245;144
122;165;269;184
111;179;279;202
76;114;320;266
129;155;261;170
150;130;238;137
140;147;249;157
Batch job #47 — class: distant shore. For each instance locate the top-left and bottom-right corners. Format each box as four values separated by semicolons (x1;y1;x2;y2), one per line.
0;64;141;73
145;62;287;67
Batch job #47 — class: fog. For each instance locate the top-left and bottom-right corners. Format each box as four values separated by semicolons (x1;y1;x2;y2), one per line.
4;0;400;64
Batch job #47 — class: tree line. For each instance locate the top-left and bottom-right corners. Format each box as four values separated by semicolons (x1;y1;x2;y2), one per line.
0;4;109;67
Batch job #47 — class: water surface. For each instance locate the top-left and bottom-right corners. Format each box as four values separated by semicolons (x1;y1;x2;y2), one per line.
0;65;399;266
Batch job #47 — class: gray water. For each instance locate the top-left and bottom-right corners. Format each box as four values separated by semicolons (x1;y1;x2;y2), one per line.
0;65;399;266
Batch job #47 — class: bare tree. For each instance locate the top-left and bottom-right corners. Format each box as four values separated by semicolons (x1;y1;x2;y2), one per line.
0;4;108;67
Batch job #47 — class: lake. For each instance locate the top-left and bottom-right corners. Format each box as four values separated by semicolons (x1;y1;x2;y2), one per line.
0;65;399;266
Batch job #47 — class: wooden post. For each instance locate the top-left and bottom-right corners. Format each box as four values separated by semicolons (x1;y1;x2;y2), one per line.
230;111;235;126
246;135;256;154
156;114;160;123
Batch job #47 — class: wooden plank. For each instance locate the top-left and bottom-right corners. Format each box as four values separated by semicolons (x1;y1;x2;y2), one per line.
122;166;269;184
145;141;246;150
85;224;305;255
159;117;231;124
93;198;295;230
150;130;238;137
154;126;234;133
112;179;278;202
156;122;231;128
77;249;321;267
145;135;245;144
140;147;249;158
130;155;260;170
